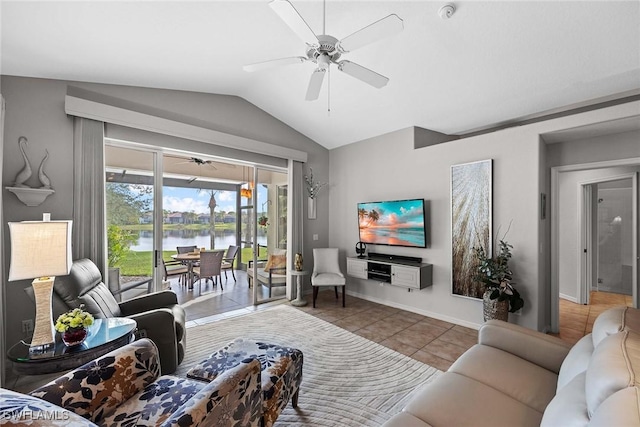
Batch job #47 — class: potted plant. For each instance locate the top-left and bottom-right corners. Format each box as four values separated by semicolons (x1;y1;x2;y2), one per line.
258;215;269;228
55;305;95;347
473;239;524;321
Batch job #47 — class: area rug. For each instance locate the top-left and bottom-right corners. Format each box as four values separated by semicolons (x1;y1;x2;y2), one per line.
175;305;440;426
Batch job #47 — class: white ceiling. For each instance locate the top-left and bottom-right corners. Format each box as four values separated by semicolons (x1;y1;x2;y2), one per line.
2;1;639;150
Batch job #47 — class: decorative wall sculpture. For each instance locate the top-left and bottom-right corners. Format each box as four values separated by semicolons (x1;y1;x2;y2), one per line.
451;159;492;299
5;136;55;206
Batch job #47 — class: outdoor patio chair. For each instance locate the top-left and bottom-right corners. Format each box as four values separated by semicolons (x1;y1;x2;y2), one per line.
162;258;188;286
177;245;199;267
193;250;224;292
222;245;239;282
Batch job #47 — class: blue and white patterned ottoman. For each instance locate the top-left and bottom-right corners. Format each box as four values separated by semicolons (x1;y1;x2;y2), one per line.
186;339;303;427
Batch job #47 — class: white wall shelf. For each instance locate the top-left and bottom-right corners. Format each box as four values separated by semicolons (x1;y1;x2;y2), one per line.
347;257;432;290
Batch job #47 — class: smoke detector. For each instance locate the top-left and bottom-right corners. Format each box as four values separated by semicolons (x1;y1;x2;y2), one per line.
439;4;456;19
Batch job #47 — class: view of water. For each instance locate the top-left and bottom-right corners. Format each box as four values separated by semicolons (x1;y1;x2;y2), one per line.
130;229;267;251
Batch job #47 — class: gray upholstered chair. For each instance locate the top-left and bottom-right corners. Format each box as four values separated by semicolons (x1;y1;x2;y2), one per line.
311;248;346;308
33;258;186;375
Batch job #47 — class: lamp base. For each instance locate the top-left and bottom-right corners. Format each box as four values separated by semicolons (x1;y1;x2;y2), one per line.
29;276;56;354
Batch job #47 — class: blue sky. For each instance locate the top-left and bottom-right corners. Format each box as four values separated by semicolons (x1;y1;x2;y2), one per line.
162;186;267;214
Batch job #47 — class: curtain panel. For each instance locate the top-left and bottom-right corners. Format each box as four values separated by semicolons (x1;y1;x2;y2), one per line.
288;161;304;300
73;118;107;278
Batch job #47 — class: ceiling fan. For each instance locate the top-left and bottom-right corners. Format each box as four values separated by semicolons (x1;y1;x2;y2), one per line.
243;0;404;101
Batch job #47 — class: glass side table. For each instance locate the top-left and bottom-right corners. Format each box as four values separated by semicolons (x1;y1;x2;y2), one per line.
290;270;309;307
7;317;136;375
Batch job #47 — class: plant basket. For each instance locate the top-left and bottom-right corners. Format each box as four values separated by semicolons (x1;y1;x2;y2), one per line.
483;290;509;322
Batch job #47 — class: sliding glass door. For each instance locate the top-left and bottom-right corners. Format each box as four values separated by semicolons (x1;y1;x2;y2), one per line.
105;144;161;301
252;166;289;304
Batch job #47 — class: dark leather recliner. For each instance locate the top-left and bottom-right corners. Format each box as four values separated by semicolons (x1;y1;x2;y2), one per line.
40;258;186;374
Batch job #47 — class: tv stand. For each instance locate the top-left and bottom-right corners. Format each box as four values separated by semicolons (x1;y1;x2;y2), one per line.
346;255;432;290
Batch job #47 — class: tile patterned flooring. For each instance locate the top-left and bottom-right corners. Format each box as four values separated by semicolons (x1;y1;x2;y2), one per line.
552;290;633;344
174;271;477;371
175;272;634;368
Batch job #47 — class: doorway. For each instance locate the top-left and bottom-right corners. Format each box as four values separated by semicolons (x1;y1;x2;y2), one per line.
551;160;640;334
580;176;636;303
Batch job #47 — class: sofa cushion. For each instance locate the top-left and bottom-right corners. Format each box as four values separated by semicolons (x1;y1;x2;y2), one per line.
557;334;594;391
382;411;434;427
586;330;640;417
312;273;346;286
247;268;286;284
402;372;542;427
264;254;286;272
449;344;557;413
589;387;640;427
591;306;627;346
29;338;160;424
99;375;205;426
540;372;589;427
0;388;99;427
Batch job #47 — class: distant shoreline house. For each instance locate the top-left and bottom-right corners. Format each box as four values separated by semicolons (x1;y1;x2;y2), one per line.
139;212;153;224
166;212;185;224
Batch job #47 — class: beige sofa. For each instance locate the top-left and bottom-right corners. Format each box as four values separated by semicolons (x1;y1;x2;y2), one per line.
383;306;640;427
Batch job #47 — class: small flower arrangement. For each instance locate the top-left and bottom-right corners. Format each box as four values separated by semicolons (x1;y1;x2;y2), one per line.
55;305;94;333
304;168;327;199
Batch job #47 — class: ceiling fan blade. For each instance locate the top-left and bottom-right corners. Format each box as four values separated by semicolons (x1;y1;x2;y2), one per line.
337;14;404;53
337;60;389;88
305;69;326;101
243;56;306;72
269;0;318;46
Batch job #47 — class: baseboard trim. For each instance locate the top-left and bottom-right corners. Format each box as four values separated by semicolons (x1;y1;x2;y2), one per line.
559;293;578;303
345;289;482;331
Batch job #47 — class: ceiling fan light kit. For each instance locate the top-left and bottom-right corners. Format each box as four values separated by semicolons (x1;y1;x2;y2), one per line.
244;0;404;101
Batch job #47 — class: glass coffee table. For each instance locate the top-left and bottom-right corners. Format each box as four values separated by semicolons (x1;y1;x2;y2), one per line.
7;317;137;375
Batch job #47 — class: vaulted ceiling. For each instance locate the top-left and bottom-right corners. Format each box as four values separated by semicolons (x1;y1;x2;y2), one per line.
2;1;639;149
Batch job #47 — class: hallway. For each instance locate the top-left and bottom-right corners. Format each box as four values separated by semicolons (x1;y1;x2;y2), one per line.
554;291;633;344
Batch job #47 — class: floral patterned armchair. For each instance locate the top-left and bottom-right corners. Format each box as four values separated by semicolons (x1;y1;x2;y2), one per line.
1;339;263;427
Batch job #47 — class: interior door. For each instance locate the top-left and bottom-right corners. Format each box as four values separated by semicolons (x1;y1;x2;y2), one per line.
105;144;162;300
253;166;289;304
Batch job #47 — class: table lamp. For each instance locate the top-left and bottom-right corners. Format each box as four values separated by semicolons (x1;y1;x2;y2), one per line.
8;214;72;354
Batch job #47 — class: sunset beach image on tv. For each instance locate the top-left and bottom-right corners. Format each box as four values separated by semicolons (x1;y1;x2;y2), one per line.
357;199;426;248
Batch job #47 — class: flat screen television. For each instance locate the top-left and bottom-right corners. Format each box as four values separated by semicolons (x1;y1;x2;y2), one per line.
357;198;427;248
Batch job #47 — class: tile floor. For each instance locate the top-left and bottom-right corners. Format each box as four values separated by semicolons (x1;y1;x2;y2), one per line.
552;290;633;344
174;272;635;369
172;271;478;371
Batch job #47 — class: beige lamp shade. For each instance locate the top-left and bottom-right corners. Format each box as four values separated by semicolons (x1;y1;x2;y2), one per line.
9;220;73;281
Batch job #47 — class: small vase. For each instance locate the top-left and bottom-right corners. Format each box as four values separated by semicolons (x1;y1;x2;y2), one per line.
294;253;303;271
62;327;88;347
482;290;509;322
308;197;316;219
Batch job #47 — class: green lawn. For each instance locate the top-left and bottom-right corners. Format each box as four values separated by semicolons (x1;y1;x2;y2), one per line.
118;246;267;276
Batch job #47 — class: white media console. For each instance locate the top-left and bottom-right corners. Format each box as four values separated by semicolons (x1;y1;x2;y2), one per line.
346;253;433;290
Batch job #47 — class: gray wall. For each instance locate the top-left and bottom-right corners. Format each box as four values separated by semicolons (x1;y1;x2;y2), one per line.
330;107;640;331
1;75;330;352
329;126;542;330
547;130;640;168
